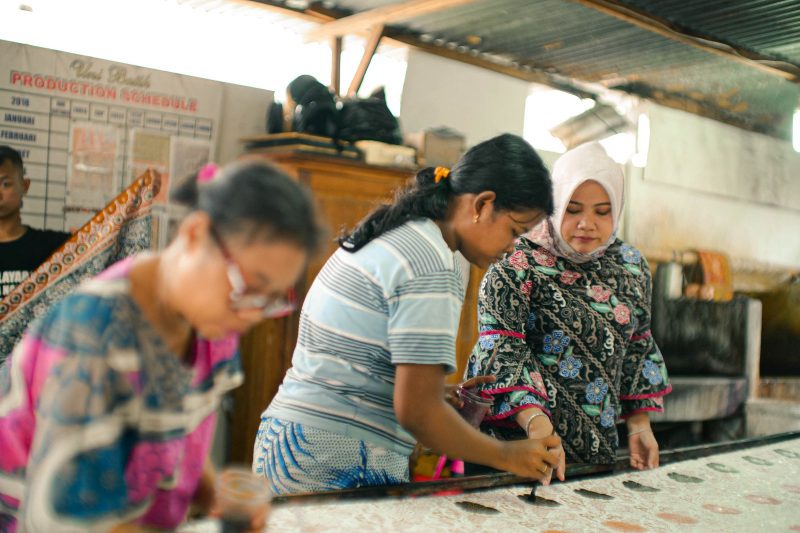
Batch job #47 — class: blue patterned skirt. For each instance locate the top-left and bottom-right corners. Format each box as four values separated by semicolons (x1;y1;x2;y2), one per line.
252;417;410;495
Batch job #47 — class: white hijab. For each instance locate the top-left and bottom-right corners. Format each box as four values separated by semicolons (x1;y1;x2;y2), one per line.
526;141;624;264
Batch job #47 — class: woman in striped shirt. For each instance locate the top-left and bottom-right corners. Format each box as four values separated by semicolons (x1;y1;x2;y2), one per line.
255;133;561;494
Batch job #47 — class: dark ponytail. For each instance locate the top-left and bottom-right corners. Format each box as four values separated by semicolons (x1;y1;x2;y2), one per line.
339;133;553;252
173;160;325;254
339;166;449;252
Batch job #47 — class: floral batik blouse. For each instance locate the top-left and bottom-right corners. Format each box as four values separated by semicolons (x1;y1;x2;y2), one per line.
466;238;671;464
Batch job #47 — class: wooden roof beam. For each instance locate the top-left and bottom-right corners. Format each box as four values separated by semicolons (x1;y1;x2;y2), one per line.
347;25;384;96
331;36;343;95
305;0;478;42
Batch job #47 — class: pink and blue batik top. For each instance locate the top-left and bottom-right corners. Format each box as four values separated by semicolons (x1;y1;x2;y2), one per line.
0;258;242;532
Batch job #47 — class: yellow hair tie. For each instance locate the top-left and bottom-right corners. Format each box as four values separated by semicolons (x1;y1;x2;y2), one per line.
434;166;450;184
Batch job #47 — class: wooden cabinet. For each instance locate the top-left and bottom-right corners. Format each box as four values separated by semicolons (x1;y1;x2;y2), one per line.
228;150;483;463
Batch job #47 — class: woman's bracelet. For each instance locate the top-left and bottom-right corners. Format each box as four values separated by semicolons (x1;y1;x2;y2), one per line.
628;428;652;436
523;411;548;437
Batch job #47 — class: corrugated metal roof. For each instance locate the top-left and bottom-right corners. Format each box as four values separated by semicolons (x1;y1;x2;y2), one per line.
617;0;800;65
272;0;800;140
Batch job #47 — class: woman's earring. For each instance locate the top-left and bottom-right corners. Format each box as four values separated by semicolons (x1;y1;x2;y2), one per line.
473;214;479;224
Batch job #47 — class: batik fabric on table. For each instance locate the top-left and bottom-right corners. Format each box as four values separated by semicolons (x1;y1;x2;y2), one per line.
0;258;242;532
0;169;161;364
466;237;671;464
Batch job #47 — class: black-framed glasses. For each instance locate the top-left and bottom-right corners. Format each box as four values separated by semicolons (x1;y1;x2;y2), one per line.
209;226;296;318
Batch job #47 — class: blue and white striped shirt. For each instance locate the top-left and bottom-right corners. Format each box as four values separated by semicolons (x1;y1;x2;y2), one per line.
265;218;466;455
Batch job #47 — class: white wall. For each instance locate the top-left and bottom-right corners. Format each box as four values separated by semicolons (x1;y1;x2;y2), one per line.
645;102;800;211
399;49;530;147
625;102;800;269
217;83;273;165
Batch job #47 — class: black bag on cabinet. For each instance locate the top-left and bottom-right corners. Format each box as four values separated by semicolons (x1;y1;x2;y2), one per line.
337;87;402;145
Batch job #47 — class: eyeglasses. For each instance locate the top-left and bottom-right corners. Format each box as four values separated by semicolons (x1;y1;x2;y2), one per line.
209;226;296;318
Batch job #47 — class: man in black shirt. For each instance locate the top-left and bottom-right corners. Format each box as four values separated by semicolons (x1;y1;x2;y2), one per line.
0;145;70;297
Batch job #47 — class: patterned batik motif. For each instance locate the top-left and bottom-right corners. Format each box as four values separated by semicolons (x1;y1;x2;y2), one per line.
252;417;409;495
466;238;671;465
0;259;242;532
0;169;161;363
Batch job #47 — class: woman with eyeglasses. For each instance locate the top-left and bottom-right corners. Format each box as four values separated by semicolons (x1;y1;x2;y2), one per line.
0;161;323;532
254;133;562;494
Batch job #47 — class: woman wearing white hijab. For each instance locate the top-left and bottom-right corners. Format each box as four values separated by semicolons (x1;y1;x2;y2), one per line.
466;142;671;481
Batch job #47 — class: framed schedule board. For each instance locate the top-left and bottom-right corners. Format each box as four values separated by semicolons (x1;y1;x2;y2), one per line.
1;40;221;231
